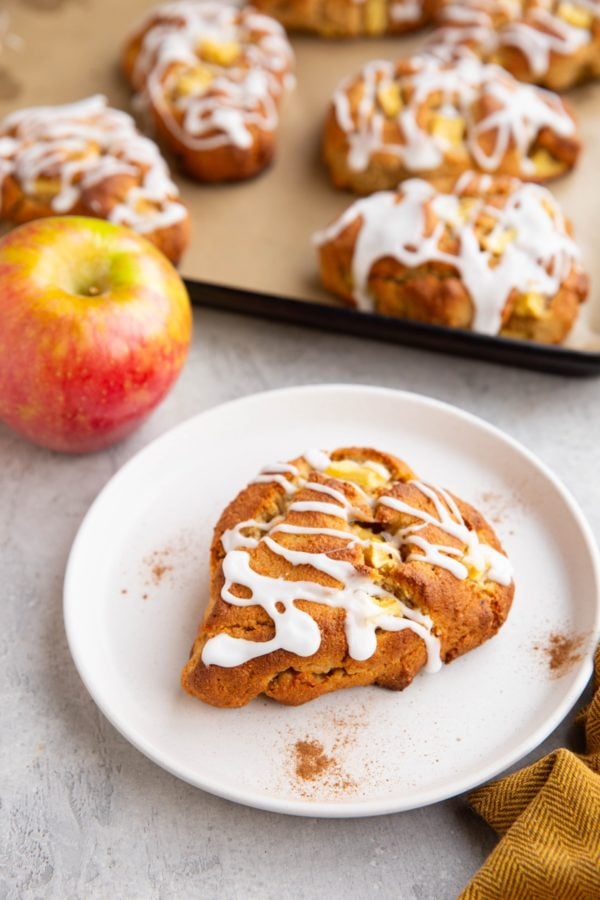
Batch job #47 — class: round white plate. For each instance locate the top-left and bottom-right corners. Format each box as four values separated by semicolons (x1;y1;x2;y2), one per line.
64;385;600;817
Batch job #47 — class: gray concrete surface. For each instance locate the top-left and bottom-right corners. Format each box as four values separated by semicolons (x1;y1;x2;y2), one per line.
1;308;597;900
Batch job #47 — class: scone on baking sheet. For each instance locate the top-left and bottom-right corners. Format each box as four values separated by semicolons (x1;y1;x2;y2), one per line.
252;0;436;37
314;173;589;344
181;447;514;708
122;1;294;182
433;0;600;91
0;95;189;265
323;47;581;194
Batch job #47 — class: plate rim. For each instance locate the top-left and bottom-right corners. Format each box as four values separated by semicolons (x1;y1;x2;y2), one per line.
63;384;600;817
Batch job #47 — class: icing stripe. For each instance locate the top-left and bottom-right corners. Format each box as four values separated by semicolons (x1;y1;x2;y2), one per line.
434;0;600;81
0;95;186;235
329;47;576;181
314;177;582;335
201;452;513;673
128;1;294;152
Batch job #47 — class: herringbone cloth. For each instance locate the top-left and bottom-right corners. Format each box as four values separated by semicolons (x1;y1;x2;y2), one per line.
461;645;600;900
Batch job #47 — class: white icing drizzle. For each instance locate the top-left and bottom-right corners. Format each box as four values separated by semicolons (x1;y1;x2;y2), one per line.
299;481;377;519
271;522;362;541
201;451;513;673
331;47;575;179
501;4;596;75
202;546;442;669
250;461;300;494
0;95;186;234
302;448;331;471
379;481;514;584
251;473;297;494
288;500;349;520
258;462;299;475
220;517;282;553
434;0;600;79
203;532;441;669
128;1;294;152
435;0;531;55
313;176;582;335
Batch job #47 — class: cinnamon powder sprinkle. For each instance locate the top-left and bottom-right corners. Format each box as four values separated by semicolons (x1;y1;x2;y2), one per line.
535;632;585;677
288;725;359;795
294;740;333;781
151;563;172;583
143;549;175;586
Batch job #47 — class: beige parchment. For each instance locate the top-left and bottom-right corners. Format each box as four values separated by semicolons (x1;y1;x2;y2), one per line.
1;0;599;350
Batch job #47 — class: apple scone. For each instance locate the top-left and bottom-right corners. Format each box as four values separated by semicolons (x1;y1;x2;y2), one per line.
0;95;189;264
122;1;294;182
181;447;514;708
433;0;600;91
251;0;436;37
314;173;588;343
323;48;581;194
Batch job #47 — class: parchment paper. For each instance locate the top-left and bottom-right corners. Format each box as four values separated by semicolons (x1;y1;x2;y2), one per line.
1;0;599;350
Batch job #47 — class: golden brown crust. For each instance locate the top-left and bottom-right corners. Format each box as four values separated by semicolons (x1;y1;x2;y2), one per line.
316;173;588;344
433;0;600;91
252;0;436;36
121;3;294;183
0;99;190;265
181;447;515;708
143;91;276;183
0;185;190;269
323;49;581;194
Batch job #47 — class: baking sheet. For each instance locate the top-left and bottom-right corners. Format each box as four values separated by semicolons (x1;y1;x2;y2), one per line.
2;0;600;372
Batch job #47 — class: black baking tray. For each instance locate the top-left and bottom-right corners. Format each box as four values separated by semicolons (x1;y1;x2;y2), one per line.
185;279;600;377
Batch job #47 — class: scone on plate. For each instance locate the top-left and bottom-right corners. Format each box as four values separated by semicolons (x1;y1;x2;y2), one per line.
181;447;514;707
0;95;189;264
122;1;294;182
433;0;600;91
252;0;436;37
314;173;589;343
323;47;581;194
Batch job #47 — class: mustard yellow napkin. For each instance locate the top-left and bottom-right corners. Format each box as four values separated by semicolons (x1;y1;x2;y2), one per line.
461;645;600;900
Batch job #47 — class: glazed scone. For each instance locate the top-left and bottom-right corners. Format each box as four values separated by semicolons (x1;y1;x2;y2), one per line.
0;95;189;265
181;447;514;708
122;1;294;182
323;47;581;194
433;0;600;91
314;173;589;343
252;0;436;36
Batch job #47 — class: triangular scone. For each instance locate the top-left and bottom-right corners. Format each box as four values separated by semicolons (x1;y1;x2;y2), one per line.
323;47;580;194
122;2;294;183
0;96;189;265
433;0;600;91
181;447;514;708
314;173;589;344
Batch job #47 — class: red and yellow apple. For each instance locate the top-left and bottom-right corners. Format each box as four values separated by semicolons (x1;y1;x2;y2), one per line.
0;216;192;453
